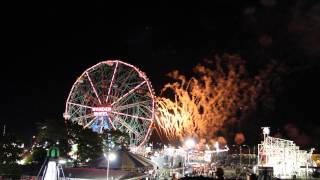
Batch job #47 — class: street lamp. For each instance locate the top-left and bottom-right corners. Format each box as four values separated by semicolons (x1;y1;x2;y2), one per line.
105;152;116;180
262;127;270;140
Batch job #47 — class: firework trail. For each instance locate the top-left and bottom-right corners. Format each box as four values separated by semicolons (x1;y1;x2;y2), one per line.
156;54;282;144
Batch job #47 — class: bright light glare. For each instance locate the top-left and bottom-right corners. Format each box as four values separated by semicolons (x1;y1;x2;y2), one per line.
214;141;219;149
167;147;175;156
206;144;210;150
262;127;270;135
108;152;117;161
185;139;195;149
17;158;26;165
58;159;66;164
146;147;151;153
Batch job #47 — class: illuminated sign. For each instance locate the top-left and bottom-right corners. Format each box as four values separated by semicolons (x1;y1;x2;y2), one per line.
92;106;112;116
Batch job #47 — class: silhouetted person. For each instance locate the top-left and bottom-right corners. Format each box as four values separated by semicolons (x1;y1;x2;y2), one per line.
249;173;258;180
216;167;224;180
312;170;320;178
258;169;271;180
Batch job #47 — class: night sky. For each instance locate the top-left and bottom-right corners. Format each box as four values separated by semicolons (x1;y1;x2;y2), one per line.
2;1;320;148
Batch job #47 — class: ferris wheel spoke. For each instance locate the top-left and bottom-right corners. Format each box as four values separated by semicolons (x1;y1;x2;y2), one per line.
114;93;133;107
142;104;153;113
72;113;95;121
72;85;97;105
83;117;96;129
137;106;153;118
106;113;116;130
72;112;94;119
85;71;102;104
115;91;143;107
68;102;93;109
113;117;142;139
111;81;146;106
119;70;134;89
109;110;153;122
113;69;134;98
114;100;151;111
113;69;134;101
106;61;118;103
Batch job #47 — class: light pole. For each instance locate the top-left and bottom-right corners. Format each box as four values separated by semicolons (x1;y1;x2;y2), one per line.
105;152;116;180
242;145;251;166
239;145;242;166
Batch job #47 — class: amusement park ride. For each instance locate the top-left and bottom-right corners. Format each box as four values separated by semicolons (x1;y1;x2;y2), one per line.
63;60;156;147
37;146;65;180
257;127;315;179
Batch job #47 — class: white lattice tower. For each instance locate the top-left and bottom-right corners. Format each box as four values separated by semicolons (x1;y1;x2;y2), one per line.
258;130;313;178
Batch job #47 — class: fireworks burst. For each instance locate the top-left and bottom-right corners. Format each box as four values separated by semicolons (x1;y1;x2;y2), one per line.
156;54;282;143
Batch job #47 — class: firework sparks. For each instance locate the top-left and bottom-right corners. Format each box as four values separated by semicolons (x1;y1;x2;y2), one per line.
156;54;281;143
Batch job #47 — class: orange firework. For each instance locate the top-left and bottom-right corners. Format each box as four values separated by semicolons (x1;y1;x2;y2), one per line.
156;54;283;143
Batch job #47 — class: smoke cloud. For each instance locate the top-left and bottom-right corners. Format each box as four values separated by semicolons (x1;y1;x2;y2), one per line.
234;132;246;145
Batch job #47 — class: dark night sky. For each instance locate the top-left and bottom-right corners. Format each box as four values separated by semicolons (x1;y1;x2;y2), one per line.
1;1;320;147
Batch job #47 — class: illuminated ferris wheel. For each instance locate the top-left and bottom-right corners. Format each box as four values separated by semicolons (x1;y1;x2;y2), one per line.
63;60;155;147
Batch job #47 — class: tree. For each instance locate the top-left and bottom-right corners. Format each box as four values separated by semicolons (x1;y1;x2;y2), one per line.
28;119;70;164
65;121;103;165
28;146;47;164
0;134;23;179
36;119;70;156
26;119;106;166
76;128;103;164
